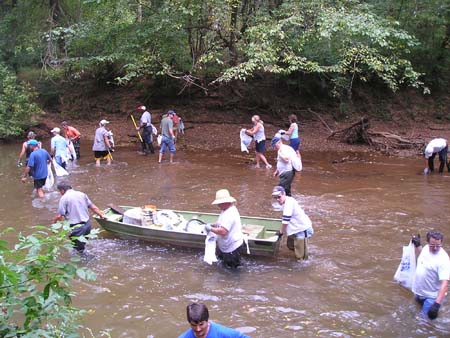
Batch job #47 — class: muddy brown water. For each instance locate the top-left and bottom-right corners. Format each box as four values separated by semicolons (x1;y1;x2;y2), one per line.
1;142;450;338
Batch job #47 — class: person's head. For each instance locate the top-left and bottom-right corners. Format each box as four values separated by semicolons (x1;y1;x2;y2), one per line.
186;303;209;338
271;136;281;149
51;127;61;135
272;185;286;204
288;114;298;123
167;110;176;118
137;105;146;111
27;139;39;149
212;189;236;210
251;115;262;125
99;119;109;127
27;131;36;139
56;182;72;195
61;121;68;129
426;230;444;254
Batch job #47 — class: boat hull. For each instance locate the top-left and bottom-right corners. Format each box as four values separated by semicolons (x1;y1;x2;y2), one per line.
94;207;281;257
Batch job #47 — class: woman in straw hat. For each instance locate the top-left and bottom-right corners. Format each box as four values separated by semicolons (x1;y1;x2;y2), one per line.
204;189;245;269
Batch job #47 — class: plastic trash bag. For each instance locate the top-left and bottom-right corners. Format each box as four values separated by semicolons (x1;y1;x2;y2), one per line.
240;128;252;153
204;232;218;265
43;163;54;191
157;135;162;146
52;159;69;177
393;240;416;290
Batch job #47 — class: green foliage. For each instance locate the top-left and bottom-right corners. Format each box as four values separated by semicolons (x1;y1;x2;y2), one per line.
0;63;41;138
0;223;98;337
0;0;448;104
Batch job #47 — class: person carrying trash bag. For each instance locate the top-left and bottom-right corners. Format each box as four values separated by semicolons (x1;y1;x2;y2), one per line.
204;189;245;269
411;230;450;320
136;105;155;155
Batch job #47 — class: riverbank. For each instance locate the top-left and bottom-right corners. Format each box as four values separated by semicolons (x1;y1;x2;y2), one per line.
32;109;450;160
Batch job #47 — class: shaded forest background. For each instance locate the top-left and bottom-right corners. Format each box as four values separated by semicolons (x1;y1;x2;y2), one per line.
0;0;449;139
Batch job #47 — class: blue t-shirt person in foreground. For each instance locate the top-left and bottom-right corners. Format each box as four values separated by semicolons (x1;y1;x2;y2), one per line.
178;302;250;338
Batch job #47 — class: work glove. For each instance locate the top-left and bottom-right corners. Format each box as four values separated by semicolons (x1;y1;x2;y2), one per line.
204;223;213;233
275;231;283;239
427;302;440;320
411;234;421;248
423;168;430;175
108;147;114;152
17;160;23;167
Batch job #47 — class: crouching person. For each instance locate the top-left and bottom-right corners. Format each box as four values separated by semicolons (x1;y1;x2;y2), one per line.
272;185;313;261
53;182;105;252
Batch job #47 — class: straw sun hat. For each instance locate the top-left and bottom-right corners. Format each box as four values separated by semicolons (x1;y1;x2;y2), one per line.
211;189;237;205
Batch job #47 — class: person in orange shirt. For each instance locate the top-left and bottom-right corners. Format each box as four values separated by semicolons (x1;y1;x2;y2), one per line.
61;121;81;158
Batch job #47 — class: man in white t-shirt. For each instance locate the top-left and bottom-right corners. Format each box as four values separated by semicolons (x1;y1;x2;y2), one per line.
271;136;297;196
412;230;450;319
204;189;244;269
423;138;449;174
272;185;313;261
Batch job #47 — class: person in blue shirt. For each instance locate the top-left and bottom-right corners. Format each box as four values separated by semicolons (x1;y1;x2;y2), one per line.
21;140;51;198
178;302;249;338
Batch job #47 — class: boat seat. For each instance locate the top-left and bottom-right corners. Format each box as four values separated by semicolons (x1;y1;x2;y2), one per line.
108;212;123;222
242;224;265;239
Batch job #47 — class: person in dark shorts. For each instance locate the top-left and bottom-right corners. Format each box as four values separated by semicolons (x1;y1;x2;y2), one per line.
53;182;105;252
21;140;51;198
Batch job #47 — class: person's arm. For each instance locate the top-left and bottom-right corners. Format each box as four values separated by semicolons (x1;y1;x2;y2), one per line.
284;123;295;136
435;279;448;304
18;142;27;163
50;139;55;156
21;166;31;182
245;123;260;136
210;225;229;236
89;203;106;219
278;147;291;162
103;133;112;149
53;214;65;223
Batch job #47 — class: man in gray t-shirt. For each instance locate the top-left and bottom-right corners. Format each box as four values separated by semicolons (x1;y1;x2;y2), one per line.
53;182;105;252
158;111;176;163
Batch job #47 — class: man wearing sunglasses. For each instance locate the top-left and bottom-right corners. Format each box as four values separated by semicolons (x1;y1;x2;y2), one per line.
412;230;450;319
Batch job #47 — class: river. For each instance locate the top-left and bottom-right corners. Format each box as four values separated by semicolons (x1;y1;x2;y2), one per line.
1;142;449;338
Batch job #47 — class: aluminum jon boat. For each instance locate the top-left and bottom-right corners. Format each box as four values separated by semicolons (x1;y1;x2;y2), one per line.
94;205;282;257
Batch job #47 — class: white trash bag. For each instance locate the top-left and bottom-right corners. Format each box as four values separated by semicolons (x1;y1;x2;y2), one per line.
240;128;252;153
393;240;416;290
43;163;55;191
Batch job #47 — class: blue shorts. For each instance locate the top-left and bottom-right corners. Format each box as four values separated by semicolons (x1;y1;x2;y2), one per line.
289;138;300;151
255;140;266;153
160;135;176;154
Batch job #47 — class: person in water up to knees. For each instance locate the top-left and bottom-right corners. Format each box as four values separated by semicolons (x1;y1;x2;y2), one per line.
271;136;297;196
50;127;69;169
136;105;155;155
272;185;313;261
423;138;450;174
92;119;113;166
21;140;51;198
17;131;41;167
411;230;450;320
53;182;105;253
61;121;81;159
204;189;245;269
178;302;249;338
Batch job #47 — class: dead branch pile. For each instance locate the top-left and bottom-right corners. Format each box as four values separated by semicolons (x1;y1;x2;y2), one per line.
327;117;425;153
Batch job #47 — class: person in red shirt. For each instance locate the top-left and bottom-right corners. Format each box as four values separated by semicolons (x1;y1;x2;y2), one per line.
61;121;81;158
